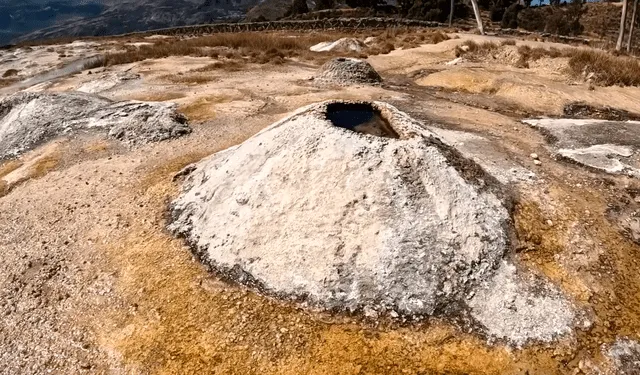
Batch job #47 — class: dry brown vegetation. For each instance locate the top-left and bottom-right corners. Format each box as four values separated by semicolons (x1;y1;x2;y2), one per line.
2;69;19;78
456;39;640;87
84;29;450;71
454;40;499;58
516;45;640;86
193;61;246;72
160;73;217;85
84;33;341;69
515;45;568;68
518;45;566;61
568;49;640;86
500;39;516;46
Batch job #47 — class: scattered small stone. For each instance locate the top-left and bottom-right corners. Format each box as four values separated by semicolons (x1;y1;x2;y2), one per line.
530;153;539;160
445;57;464;66
534;160;542;166
546;220;554;226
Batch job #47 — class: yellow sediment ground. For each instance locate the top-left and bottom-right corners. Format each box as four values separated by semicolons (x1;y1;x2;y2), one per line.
90;156;612;375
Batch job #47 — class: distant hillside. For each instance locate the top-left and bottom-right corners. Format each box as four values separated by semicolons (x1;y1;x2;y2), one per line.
1;0;260;45
1;0;635;49
0;0;104;45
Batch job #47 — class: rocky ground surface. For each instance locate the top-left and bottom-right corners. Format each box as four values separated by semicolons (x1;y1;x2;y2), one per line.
0;91;190;159
1;31;640;375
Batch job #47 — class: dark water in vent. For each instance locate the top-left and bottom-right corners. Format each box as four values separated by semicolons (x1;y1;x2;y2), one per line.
325;102;399;139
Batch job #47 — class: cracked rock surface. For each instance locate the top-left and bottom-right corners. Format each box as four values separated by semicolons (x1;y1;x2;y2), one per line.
0;91;191;159
524;118;640;178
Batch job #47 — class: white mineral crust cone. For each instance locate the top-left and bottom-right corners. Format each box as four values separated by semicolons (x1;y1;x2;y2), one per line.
169;100;512;318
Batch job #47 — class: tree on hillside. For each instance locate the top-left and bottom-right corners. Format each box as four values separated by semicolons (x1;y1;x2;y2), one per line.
627;0;639;52
449;0;455;25
290;0;309;15
617;0;629;50
346;0;382;9
502;3;522;29
444;0;484;33
315;0;334;10
399;0;463;22
400;0;482;34
470;0;485;34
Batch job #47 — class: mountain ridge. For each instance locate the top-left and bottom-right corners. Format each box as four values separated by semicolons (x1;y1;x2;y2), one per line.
1;0;263;45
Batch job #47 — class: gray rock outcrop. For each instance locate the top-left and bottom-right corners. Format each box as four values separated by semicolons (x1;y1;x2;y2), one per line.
605;339;640;374
523;118;640;178
0;91;190;159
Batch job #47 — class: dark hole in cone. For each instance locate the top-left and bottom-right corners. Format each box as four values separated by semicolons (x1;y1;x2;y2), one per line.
325;102;399;139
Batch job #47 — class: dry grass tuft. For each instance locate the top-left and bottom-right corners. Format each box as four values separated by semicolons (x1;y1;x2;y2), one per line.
568;49;640;86
460;41;640;87
2;69;19;78
161;73;217;85
514;45;569;68
0;180;8;197
194;60;245;72
429;31;450;44
455;40;499;58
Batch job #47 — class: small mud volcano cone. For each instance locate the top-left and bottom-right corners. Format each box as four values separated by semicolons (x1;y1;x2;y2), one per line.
169;100;512;319
314;58;382;86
